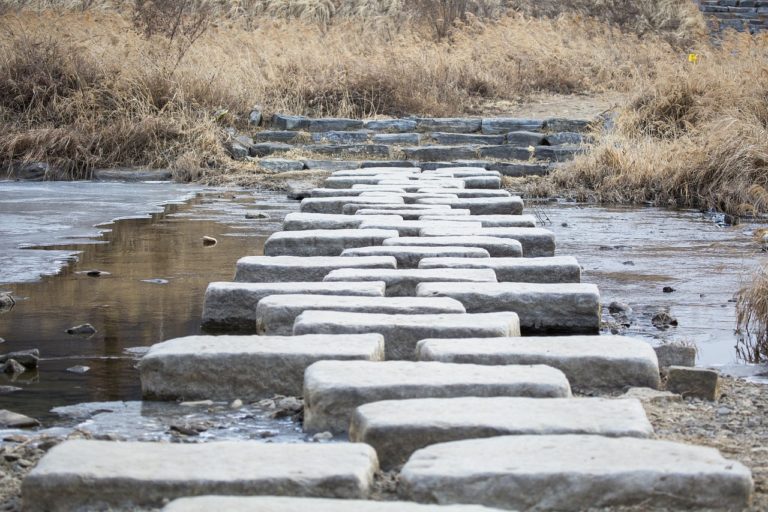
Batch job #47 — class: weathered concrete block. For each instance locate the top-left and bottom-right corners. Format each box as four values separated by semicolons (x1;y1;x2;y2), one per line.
23;440;378;512
481;118;544;134
258;159;305;172
311;131;370;144
416;282;600;334
363;119;418;132
264;229;400;257
342;245;490;269
545;131;586;145
479;145;533;160
402;146;479;161
373;182;465;193
303;360;570;433
355;209;468;220
360;160;419;168
283;213;403;231
254;130;303;143
415;118;482;133
324;176;391;188
310;188;406;198
423;167;499;178
301;196;404;214
487;162;550;177
303;160;362;171
418;256;580;283
307;118;364;132
415;197;524;215
654;343;697;368
457;176;502;189
385;236;522;257
234;255;397;282
324;268;498;297
666;366;721;400
294;311;520;361
359;219;483;237
416;188;511;199
344;204;453;215
431;133;505;145
506;131;546;146
419;214;536;228
373;133;421;145
533;145;585;162
419;227;555;257
417;335;661;390
544;117;592;132
202;281;385;332
336;167;417;176
140;334;385;399
257;295;466;335
272;113;310;130
351;397;653;469
399;435;753;511
396;193;461;204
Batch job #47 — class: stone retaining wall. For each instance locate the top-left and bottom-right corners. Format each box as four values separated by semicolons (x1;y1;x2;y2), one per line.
696;0;768;32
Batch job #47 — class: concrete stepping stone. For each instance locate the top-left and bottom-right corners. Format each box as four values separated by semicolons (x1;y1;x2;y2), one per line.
303;160;362;171
481;117;544;134
301;196;404;214
417;282;600;334
324;268;498;297
325;176;398;188
202;281;385;332
415;118;482;133
402;146;480;161
303;360;570;433
333;168;418;176
283;213;404;231
419;227;555;257
351;397;653;469
372;133;421;145
417;188;510;198
385;236;522;257
360;219;483;237
355;209;469;220
342;246;490;269
309;188;407;197
418;256;580;283
377;181;466;192
458;176;501;189
23;440;378;512
140;334;386;400
363;119;418;132
311;130;371;144
424;167;500;177
417;335;661;390
416;197;524;215
234;255;397;282
419;214;536;228
399;193;462;204
343;203;452;214
257;295;467;335
264;229;400;257
294;311;520;360
399;435;754;511
431;133;505;145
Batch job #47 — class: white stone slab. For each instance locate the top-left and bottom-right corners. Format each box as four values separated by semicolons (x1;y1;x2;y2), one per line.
399;435;754;511
23;440;378;512
325;176;391;188
301;196;404;214
419;227;555;257
417;336;660;390
385;236;522;257
343;203;452;215
417;282;600;334
294;311;520;360
256;295;466;335
310;188;407;197
235;255;397;282
423;167;499;177
360;192;460;204
351;397;653;469
202;281;385;332
334;168;419;176
140;334;385;399
283;213;404;231
378;179;466;190
419;214;536;228
360;220;483;237
418;256;580;283
342;246;490;269
304;360;570;433
324;268;498;297
356;209;470;220
417;188;511;199
264;229;400;257
459;176;502;189
415;197;524;215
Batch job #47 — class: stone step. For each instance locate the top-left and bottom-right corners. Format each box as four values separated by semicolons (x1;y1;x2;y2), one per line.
256;296;467;335
423;167;501;177
418;214;536;228
309;188;407;198
384;236;522;257
431;133;505;145
301;196;405;214
303;360;570;433
416;188;510;199
202;281;386;332
366;192;461;204
264;229;400;257
373;133;422;145
311;131;372;144
323;268;498;297
303;160;364;171
419;227;555;257
415;197;524;215
293;311;521;361
364;119;418;132
360;219;483;237
334;167;419;175
401;146;480;162
481;118;545;134
417;256;580;282
417;335;661;390
283;213;404;231
490;162;551;177
377;178;468;189
354;208;470;220
350;397;653;469
344;204;455;215
23;440;378;512
140;334;385;400
416;282;600;334
399;435;753;511
342;245;491;269
234;255;397;282
415;118;483;133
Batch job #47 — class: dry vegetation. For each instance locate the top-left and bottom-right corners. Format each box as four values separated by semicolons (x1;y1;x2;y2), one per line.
737;262;768;363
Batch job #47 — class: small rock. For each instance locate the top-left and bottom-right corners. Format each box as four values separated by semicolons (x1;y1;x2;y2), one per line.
0;337;4;343
654;343;697;368
3;435;28;443
561;222;568;227
202;236;218;246
286;182;313;201
622;261;635;266
0;349;39;368
663;286;676;293
245;212;270;220
608;301;631;315
1;359;25;375
716;406;732;416
230;399;243;409
270;396;303;419
312;431;333;442
179;400;214;407
66;365;90;374
666;366;720;401
0;293;15;311
258;430;277;439
0;409;40;429
652;311;678;330
249;108;263;126
169;423;200;436
0;386;22;394
65;323;97;336
141;278;169;285
622;387;682;404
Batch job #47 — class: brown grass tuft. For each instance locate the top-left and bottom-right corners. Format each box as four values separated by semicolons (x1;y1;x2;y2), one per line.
737;263;768;363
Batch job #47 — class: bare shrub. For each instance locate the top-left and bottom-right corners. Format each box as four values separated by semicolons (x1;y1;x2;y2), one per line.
410;0;507;38
737;264;768;363
132;0;213;66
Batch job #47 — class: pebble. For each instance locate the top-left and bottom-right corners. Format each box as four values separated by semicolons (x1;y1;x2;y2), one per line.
312;431;333;442
663;286;676;293
141;278;169;285
66;365;90;374
1;359;25;375
179;400;213;407
65;323;97;336
245;212;270;220
230;399;243;409
202;236;218;246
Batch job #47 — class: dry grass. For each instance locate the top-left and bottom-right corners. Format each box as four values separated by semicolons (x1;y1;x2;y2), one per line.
737;263;768;363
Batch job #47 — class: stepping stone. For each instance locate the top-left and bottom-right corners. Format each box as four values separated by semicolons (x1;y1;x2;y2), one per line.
311;131;371;144
342;246;490;269
257;159;305;172
303;360;570;433
416;282;600;334
306;118;365;132
378;180;467;191
506;130;547;146
363;119;418;132
355;209;469;221
360;161;419;168
257;296;466;335
459;176;502;189
303;160;362;172
23;440;378;511
402;146;480;161
423;167;499;177
360;219;482;237
399;435;753;511
294;311;520;361
417;188;510;198
202;281;385;332
334;168;418;176
481;117;544;134
419;227;555;257
417;335;661;390
415;118;482;133
372;133;421;145
419;214;536;228
301;196;404;214
398;193;461;204
418;256;580;283
351;397;653;469
489;162;550;177
140;334;385;399
264;229;400;257
283;213;404;231
324;268;498;297
416;197;524;215
431;133;505;145
309;188;406;197
343;203;452;215
325;176;395;188
234;255;397;282
385;236;522;257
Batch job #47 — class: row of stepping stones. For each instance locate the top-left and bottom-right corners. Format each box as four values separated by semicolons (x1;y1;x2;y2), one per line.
22;165;754;511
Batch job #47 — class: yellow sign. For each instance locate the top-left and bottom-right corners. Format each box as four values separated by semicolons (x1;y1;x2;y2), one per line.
688;53;699;64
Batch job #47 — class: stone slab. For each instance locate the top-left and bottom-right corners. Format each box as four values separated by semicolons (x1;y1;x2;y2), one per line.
431;133;505;145
399;435;753;511
334;168;418;176
418;214;536;228
324;176;394;188
202;281;385;332
342;246;490;269
416;188;510;198
264;229;400;257
419;227;555;257
416;197;524;215
417;335;661;390
343;203;452;215
234;255;397;282
282;213;404;231
257;296;466;335
457;176;502;189
488;162;550;177
300;196;404;214
372;133;421;145
360;220;483;237
418;256;580;283
402;146;479;161
351;397;653;469
140;334;386;399
506;131;547;146
377;180;466;192
355;209;469;220
324;268;498;297
363;119;418;132
23;440;378;512
303;360;570;433
385;237;522;257
294;311;520;361
303;160;362;171
423;167;499;178
309;188;407;197
397;193;461;204
481;118;544;134
415;118;482;133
